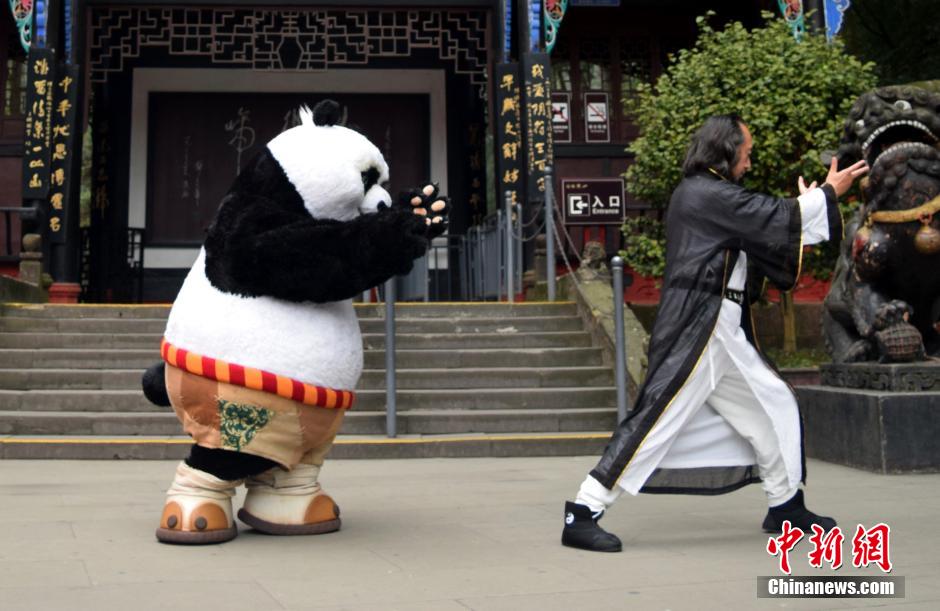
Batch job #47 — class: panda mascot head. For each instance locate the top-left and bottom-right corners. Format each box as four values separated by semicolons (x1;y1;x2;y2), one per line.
265;99;392;221
201;98;445;302
147;99;448;545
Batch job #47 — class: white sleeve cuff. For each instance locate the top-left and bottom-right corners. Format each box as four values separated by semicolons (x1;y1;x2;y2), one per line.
796;188;830;245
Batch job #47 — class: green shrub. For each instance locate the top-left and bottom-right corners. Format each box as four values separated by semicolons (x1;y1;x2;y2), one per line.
623;11;876;280
619;216;665;278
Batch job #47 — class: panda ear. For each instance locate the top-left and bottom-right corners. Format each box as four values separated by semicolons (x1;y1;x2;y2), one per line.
312;99;341;127
297;105;313;127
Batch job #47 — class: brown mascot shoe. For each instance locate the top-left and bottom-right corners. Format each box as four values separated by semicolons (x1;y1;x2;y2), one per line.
237;464;341;535
155;462;241;544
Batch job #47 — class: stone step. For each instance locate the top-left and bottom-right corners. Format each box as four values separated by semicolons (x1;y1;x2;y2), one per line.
0;301;579;319
0;347;605;369
0;387;616;412
0;366;614;390
0;431;610;459
0;330;592;350
361;332;592;350
0;304;174;319
0;408;617;436
0;333;164;349
0;349;162;369
0;315;585;334
0;317;170;333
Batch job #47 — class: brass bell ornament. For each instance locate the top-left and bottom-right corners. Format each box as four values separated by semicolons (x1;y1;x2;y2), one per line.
914;215;940;255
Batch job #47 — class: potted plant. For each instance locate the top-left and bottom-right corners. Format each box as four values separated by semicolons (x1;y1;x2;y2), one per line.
620;216;665;303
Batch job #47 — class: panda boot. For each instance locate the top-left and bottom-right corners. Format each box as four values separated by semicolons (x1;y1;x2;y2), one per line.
238;463;341;535
156;461;241;544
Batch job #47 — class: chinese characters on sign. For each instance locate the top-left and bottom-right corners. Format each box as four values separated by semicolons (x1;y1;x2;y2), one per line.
584;91;610;143
560;178;625;225
495;63;523;210
22;48;56;199
466;122;485;222
767;521;893;575
47;64;79;243
93;118;111;216
225;106;256;176
551;92;571;143
523;53;554;201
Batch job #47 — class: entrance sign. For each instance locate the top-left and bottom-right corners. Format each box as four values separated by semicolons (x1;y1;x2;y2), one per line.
561;177;625;225
584;92;610;143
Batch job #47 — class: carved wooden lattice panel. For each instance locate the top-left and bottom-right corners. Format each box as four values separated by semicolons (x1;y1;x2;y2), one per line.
89;7;489;93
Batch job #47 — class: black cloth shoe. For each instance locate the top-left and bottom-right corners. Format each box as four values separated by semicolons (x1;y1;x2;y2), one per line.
561;501;622;552
762;490;837;533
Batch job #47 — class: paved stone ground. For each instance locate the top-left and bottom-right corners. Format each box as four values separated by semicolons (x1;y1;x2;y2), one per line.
0;457;937;610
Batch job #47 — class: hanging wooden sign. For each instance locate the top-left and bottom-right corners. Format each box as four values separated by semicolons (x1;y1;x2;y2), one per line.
47;64;79;243
561;177;625;225
523;52;554;201
22;47;56;200
584;92;610;143
551;92;571;143
495;62;524;210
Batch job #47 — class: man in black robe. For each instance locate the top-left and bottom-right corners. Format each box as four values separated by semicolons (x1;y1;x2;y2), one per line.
562;114;869;553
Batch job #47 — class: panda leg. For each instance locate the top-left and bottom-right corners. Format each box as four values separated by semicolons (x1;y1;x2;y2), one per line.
238;451;340;536
155;460;240;545
186;445;279;481
155;447;278;544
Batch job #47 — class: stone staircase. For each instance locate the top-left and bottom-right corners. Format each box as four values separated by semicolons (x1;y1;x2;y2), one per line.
0;302;615;459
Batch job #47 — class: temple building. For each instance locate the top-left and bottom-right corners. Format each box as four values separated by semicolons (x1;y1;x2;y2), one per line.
1;0;771;302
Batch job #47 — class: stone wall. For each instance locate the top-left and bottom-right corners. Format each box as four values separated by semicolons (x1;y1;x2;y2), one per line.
630;302;825;351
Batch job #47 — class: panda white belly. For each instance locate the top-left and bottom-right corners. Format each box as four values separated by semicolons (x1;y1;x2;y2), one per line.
164;248;363;390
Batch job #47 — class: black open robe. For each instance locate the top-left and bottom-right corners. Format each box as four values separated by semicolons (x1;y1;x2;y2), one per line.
591;173;841;493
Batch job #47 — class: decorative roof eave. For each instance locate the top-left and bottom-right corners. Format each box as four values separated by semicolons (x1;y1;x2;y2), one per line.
9;0;34;52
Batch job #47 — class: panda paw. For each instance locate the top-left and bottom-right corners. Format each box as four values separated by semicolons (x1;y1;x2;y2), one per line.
399;184;450;238
385;206;433;265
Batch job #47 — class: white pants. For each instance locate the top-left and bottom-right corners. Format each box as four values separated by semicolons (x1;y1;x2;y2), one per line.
577;299;801;512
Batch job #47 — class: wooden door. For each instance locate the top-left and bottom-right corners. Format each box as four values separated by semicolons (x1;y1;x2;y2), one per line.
146;92;430;246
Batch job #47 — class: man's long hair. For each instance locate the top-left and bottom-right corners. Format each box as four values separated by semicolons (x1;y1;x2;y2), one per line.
681;114;746;180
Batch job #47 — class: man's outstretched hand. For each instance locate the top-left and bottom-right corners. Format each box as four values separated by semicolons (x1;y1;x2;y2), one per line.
797;176;818;195
824;157;869;197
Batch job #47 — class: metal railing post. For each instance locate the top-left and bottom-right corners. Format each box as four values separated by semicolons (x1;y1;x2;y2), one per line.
424;244;431;303
544;167;556;301
496;209;503;300
611;256;628;424
384;277;397;437
503;190;514;302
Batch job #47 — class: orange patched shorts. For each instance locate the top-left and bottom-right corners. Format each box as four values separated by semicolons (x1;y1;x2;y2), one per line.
164;364;348;469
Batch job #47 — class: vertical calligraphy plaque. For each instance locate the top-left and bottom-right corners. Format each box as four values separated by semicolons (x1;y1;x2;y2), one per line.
523;52;553;201
495;62;523;210
466;121;486;223
48;64;79;243
22;48;56;200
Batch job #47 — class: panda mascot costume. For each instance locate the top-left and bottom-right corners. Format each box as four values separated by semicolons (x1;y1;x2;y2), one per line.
142;99;448;544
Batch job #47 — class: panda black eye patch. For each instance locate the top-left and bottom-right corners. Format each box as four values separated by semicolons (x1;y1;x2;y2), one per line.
361;167;381;193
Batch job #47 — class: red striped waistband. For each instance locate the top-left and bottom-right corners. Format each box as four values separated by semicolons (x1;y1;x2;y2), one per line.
161;338;355;410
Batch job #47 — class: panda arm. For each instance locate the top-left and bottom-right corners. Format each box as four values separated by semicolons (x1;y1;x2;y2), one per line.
224;204;429;303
